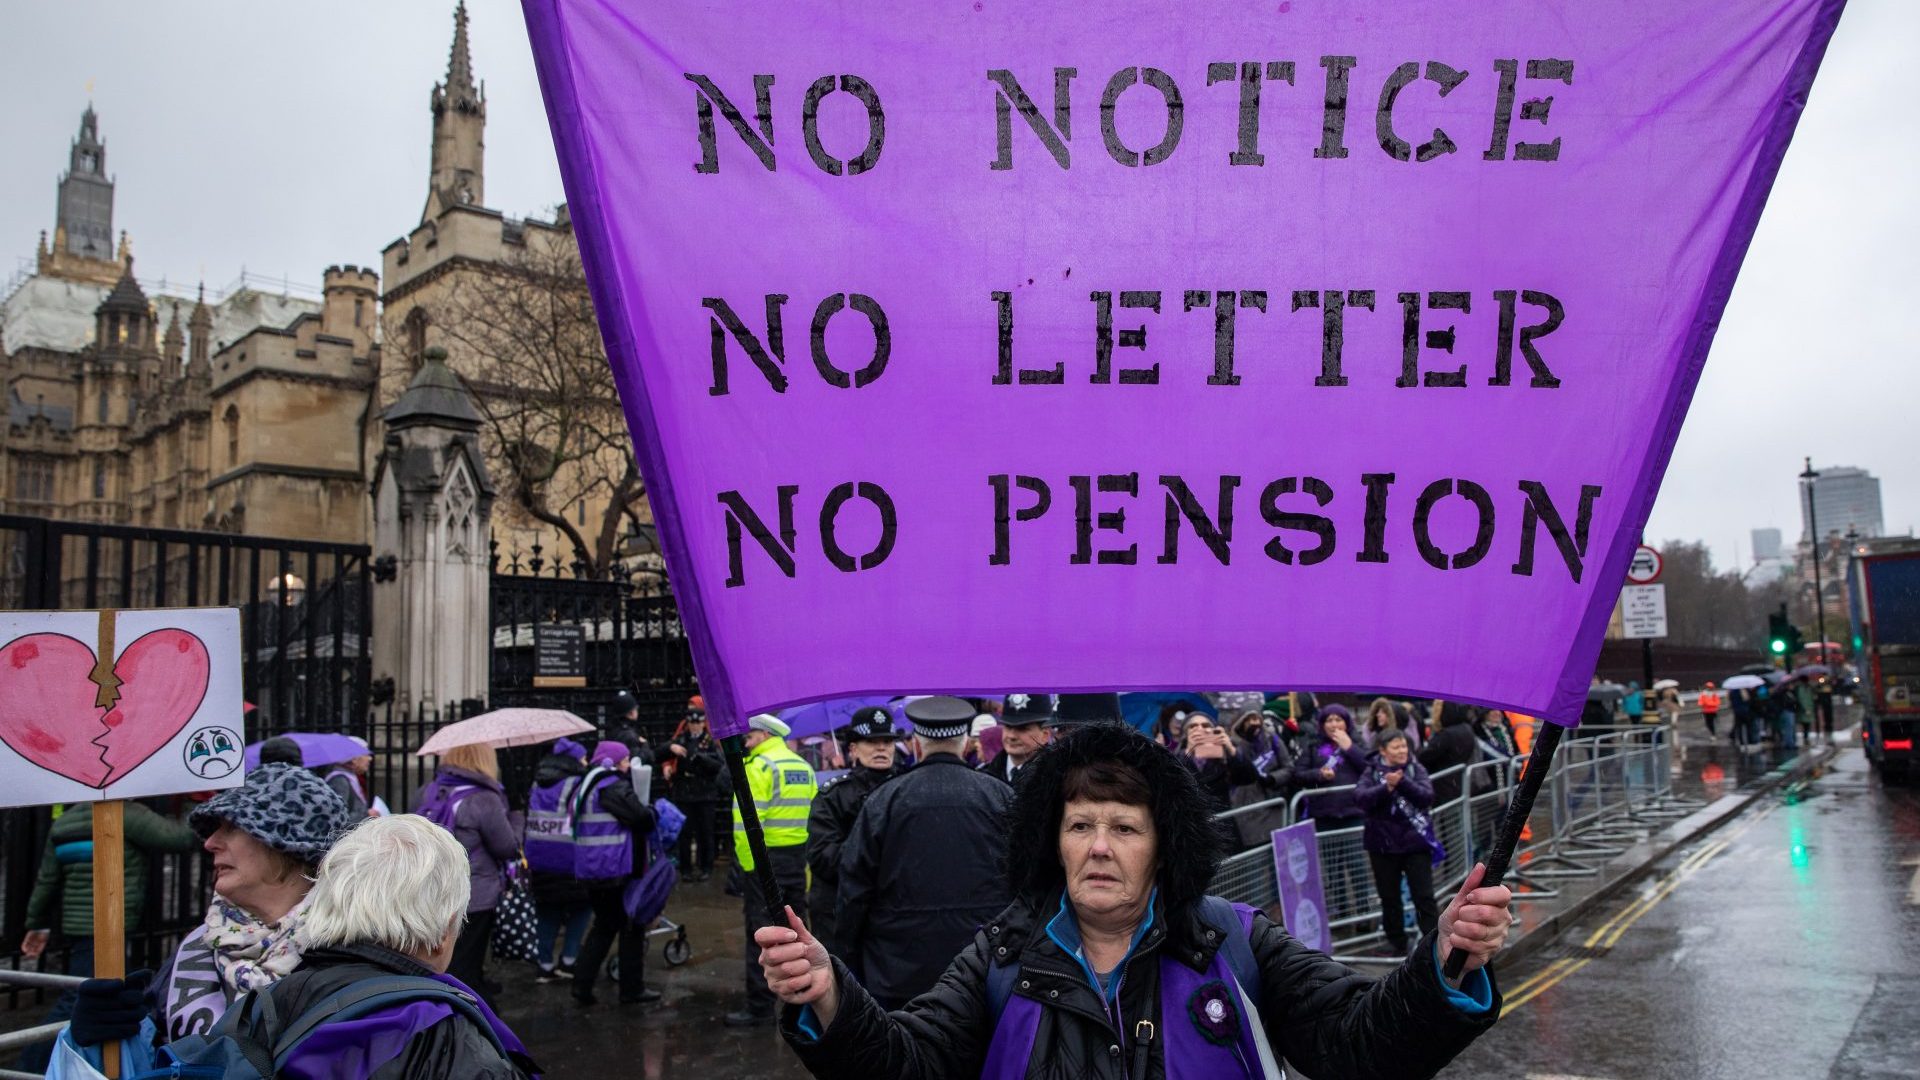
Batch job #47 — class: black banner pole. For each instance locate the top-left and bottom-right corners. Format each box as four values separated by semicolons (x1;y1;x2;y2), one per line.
721;732;787;922
1442;719;1567;981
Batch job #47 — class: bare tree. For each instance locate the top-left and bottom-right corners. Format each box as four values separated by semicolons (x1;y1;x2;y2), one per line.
433;229;648;573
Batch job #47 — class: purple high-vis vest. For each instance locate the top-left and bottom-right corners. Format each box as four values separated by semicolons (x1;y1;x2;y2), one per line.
524;775;581;875
573;769;633;881
982;905;1274;1080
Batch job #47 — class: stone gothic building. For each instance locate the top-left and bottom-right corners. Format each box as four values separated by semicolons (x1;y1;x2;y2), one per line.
382;2;652;574
0;108;378;544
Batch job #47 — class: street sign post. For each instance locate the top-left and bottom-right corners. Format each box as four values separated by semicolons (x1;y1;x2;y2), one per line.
1622;584;1669;639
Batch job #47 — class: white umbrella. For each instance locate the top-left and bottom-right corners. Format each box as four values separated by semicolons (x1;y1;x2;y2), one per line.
1652;679;1680;691
1722;674;1765;691
414;708;595;756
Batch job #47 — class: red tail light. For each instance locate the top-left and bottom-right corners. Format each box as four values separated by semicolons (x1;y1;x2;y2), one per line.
1885;739;1914;752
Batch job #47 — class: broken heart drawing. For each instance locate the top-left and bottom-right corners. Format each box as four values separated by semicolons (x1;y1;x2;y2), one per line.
0;615;211;789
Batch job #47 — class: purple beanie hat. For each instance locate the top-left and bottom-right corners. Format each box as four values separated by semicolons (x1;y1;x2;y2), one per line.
590;740;630;768
553;737;588;760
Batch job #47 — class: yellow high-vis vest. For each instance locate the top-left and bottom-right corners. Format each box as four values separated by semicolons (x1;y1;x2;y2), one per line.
732;736;817;872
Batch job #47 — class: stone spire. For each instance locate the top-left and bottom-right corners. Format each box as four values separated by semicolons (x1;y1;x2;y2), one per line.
444;2;479;111
188;283;213;369
163;300;185;367
426;2;486;219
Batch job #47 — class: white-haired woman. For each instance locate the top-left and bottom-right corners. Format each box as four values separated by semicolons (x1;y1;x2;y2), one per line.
238;814;538;1078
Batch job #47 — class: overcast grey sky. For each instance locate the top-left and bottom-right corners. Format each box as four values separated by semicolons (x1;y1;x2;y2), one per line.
2;1;1912;572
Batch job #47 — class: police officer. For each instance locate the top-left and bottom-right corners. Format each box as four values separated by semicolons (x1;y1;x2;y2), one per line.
725;713;817;1027
837;696;1013;1010
666;695;726;881
806;706;904;958
980;692;1053;785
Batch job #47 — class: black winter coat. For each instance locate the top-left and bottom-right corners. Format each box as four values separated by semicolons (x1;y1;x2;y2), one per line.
1418;721;1479;805
667;731;727;803
836;755;1012;1004
264;944;535;1079
783;891;1497;1080
1179;748;1259;812
808;763;901;955
595;774;659;880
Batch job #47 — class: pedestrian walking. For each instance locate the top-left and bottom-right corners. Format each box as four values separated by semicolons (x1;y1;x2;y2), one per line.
754;722;1511;1079
416;744;521;1005
1357;731;1442;957
1777;681;1801;749
15;800;199;1071
666;695;726;881
833;696;1014;1010
1698;682;1722;737
1729;687;1755;747
570;740;663;1007
1816;676;1837;741
726;713;819;1027
807;706;904;957
981;692;1054;784
1794;677;1818;748
524;736;591;982
59;764;351;1057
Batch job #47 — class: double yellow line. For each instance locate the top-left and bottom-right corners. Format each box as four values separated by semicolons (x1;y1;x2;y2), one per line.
1499;808;1772;1015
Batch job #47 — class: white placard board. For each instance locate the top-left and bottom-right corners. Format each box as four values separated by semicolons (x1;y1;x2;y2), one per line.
0;608;246;808
1621;585;1669;640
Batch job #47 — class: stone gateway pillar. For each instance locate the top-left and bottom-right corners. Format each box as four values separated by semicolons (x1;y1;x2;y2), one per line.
370;350;494;716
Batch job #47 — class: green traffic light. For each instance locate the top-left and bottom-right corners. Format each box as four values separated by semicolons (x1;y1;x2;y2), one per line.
1770;639;1787;654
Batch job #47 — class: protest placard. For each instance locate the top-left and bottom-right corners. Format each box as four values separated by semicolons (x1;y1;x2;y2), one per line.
0;607;245;807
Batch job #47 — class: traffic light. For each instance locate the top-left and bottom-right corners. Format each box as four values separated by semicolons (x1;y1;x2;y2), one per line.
1767;611;1806;658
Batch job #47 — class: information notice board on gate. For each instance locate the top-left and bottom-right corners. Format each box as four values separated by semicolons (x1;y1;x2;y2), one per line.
523;0;1846;735
534;622;587;688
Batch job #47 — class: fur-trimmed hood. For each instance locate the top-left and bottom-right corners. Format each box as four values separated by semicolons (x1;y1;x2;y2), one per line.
1004;722;1230;917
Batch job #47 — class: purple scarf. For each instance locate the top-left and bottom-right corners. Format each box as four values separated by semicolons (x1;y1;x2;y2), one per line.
278;972;534;1079
982;905;1273;1079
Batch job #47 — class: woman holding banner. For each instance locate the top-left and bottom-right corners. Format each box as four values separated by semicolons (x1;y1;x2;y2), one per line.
754;724;1510;1079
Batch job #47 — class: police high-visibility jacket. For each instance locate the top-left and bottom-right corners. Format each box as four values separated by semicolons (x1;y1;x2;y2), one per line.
732;736;817;871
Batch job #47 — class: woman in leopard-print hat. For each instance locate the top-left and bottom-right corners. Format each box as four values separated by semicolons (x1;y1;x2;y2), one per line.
63;762;354;1054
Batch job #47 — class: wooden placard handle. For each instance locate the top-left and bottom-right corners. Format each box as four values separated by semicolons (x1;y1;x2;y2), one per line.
92;797;125;1078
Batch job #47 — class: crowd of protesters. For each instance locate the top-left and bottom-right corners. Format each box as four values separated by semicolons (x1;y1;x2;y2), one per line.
11;686;1534;1078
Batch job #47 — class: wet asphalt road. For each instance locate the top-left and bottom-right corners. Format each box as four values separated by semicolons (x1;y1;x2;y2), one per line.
1445;744;1920;1079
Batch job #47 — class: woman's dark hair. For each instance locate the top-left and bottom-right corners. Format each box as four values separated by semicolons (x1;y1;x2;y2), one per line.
1004;723;1229;916
1061;760;1152;808
1376;728;1410;750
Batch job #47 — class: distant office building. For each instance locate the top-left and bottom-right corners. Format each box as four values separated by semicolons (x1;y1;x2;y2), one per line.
1751;527;1783;561
1800;466;1883;541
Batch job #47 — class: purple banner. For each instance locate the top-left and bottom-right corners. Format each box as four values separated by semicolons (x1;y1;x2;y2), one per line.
523;0;1845;736
1271;820;1331;954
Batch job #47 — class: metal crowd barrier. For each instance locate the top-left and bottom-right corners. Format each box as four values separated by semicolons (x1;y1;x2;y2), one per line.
1205;724;1685;959
0;969;83;1079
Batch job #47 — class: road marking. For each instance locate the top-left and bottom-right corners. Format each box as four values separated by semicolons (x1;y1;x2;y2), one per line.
1501;816;1764;1016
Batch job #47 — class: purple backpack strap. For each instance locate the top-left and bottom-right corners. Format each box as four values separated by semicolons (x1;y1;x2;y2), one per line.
979;978;1044;1080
